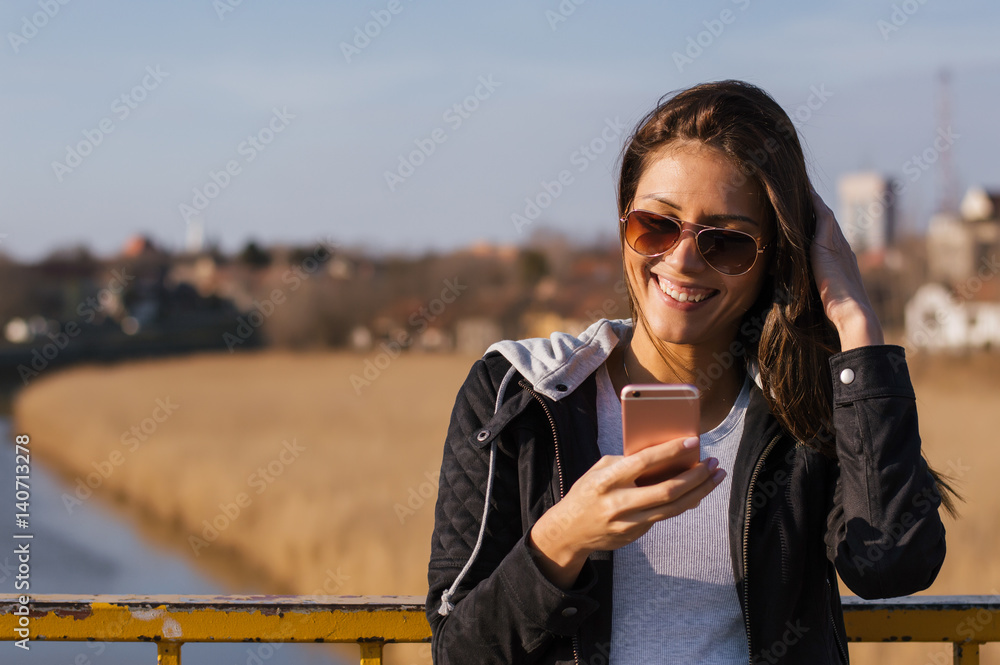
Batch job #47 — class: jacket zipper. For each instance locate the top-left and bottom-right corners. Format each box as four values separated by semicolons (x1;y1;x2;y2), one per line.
521;382;579;665
742;435;780;665
827;578;849;663
521;382;566;496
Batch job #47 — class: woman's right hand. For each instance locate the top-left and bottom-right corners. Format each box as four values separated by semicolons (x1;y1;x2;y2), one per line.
527;436;725;589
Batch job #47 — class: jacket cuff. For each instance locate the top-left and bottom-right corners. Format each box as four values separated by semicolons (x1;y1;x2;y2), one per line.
829;344;914;405
496;532;600;637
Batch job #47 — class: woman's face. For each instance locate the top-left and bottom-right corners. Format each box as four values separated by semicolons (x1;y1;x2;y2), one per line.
624;141;772;350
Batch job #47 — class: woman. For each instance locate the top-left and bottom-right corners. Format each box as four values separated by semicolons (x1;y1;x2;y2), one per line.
425;80;951;664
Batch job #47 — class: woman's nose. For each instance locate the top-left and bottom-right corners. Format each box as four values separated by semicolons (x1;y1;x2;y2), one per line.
664;228;707;273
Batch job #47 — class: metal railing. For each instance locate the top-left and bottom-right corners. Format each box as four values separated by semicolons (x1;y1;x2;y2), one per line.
0;594;997;664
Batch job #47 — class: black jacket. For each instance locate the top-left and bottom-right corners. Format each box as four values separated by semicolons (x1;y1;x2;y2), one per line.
426;340;946;664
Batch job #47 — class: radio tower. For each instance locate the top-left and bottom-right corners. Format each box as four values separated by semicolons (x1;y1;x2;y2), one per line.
937;69;959;213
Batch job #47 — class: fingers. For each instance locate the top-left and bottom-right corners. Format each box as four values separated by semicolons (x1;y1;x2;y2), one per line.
618;436;699;482
582;437;698;491
809;189;856;261
809;188;839;248
640;465;725;522
628;456;724;511
560;447;727;552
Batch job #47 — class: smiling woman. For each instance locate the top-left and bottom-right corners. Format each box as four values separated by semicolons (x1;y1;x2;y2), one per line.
426;80;956;665
621;142;772;415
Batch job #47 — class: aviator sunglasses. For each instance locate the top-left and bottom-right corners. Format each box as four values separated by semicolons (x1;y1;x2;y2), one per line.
621;209;768;276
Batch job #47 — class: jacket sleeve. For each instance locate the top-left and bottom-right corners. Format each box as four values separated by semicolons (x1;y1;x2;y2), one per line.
426;358;600;664
824;344;947;598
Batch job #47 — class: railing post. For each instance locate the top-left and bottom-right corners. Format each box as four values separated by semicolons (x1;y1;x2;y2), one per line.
954;642;980;665
157;642;182;665
359;641;384;665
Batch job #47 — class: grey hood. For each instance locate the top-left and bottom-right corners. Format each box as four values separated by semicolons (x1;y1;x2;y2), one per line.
486;317;763;397
485;318;634;400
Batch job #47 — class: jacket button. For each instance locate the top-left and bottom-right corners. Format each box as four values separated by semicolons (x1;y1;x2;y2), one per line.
561;607;577;617
839;368;855;385
555;383;568;392
476;429;490;442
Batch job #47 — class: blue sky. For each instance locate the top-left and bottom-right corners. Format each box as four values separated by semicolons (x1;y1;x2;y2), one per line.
2;0;998;260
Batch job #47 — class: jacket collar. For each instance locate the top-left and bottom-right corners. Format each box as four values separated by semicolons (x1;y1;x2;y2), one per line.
486;318;765;400
485;319;633;400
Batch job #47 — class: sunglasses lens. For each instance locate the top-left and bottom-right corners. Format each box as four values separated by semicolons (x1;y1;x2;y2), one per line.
625;211;681;256
697;229;759;275
625;210;760;275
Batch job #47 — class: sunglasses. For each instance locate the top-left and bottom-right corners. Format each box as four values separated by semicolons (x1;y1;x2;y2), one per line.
621;209;768;276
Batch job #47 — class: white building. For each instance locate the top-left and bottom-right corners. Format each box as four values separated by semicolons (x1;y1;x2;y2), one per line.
837;172;897;255
904;283;1000;351
927;187;1000;285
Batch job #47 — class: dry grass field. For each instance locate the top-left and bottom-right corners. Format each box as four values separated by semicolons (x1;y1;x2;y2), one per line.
12;348;1000;665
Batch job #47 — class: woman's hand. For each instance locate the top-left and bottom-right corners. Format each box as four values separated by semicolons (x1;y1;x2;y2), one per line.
527;436;725;589
809;187;885;350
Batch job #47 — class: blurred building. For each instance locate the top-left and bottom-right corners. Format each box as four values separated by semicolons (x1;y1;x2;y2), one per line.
927;186;1000;285
906;185;1000;352
186;218;206;254
837;172;897;257
455;318;503;356
905;282;1000;351
521;312;590;340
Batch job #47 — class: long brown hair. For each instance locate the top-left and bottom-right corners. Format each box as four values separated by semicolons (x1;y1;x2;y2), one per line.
616;80;959;513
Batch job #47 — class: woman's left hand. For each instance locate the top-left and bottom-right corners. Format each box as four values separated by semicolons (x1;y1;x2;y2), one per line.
809;187;885;350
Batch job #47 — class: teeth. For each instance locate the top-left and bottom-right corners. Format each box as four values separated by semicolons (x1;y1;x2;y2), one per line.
657;278;710;303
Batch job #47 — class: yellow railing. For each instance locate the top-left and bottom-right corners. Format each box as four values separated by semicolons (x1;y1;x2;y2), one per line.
0;594;997;663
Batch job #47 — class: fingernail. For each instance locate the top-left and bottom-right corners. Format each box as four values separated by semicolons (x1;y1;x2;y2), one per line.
706;457;719;471
713;469;727;482
683;437;699;449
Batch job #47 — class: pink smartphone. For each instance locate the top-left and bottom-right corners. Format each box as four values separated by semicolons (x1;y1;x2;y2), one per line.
621;384;700;486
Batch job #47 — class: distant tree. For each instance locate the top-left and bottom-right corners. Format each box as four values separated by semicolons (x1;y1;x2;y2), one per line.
518;249;549;285
42;244;97;264
289;243;333;267
238;240;272;268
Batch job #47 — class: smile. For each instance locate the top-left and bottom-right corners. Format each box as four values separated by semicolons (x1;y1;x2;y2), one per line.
655;275;717;304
